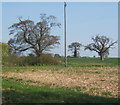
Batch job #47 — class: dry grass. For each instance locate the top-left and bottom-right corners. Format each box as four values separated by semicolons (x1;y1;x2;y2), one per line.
2;67;118;98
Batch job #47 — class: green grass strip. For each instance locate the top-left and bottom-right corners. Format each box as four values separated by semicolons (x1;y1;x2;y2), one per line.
2;77;118;103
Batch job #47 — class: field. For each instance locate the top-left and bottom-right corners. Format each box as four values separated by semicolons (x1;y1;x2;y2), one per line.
2;58;119;104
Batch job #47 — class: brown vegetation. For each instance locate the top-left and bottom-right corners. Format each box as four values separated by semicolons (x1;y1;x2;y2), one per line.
3;67;118;98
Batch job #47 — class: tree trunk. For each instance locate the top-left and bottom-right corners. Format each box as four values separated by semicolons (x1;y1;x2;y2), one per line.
36;50;41;58
74;47;77;57
100;54;104;61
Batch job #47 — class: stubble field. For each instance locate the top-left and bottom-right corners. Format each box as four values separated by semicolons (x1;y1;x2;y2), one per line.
2;58;119;103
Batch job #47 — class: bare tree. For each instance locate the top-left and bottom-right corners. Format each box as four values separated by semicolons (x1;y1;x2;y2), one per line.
84;35;117;60
8;14;61;57
68;42;82;57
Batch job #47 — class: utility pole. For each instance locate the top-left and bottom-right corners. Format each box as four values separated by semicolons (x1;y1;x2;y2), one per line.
64;2;67;67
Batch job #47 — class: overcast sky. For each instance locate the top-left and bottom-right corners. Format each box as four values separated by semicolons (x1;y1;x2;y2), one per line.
2;2;118;57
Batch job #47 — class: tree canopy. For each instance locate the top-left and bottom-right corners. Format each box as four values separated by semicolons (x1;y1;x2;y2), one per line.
8;14;61;57
0;42;10;57
84;35;117;60
68;42;82;57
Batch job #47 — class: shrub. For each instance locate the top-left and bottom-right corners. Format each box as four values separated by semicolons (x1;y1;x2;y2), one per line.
38;54;60;65
26;54;37;66
2;54;19;66
54;54;61;58
2;53;60;66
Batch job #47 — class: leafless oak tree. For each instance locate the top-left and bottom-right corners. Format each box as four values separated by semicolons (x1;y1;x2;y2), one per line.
8;14;61;57
84;35;117;60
